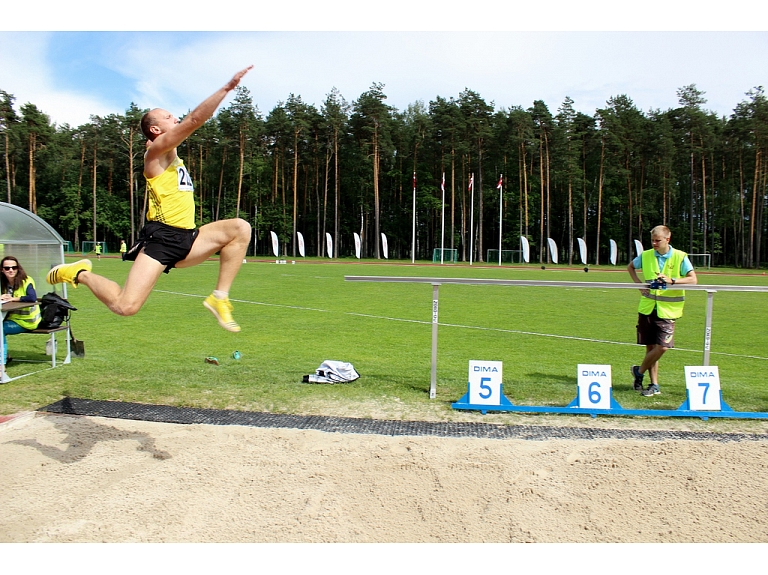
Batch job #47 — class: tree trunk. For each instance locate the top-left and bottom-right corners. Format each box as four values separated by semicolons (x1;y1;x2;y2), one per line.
595;137;604;265
521;139;529;237
334;127;339;258
544;131;551;263
28;132;36;214
236;130;245;220
748;149;760;267
739;151;744;267
451;147;455;252
701;138;707;255
92;145;97;242
128;127;135;242
373;122;380;259
292;129;299;256
568;176;573;265
539;138;544;264
321;146;330;256
477;144;484;262
217;147;227;221
4;130;10;203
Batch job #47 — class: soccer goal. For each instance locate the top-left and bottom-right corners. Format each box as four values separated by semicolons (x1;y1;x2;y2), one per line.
486;249;523;264
689;253;711;270
432;248;458;263
82;241;108;256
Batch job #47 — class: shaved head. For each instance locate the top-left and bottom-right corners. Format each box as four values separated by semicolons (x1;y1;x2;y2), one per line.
141;108;169;141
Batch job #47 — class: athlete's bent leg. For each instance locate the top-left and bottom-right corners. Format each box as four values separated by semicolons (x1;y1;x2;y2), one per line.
177;218;251;292
177;218;251;332
77;252;166;316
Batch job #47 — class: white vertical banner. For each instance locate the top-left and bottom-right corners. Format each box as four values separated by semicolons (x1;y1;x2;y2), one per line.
685;366;722;411
353;232;361;259
577;364;612;410
609;239;618;265
297;231;305;257
270;231;279;258
520;236;530;263
577;237;587;265
381;233;388;259
547;237;558;264
440;172;445;264
634;239;644;258
469;173;475;266
497;174;503;266
325;232;333;259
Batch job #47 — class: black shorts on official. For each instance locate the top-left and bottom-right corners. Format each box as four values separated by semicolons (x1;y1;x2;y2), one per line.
124;221;199;273
637;308;675;348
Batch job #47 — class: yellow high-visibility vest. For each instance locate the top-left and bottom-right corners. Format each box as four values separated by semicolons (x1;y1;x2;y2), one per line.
5;277;41;330
638;248;687;319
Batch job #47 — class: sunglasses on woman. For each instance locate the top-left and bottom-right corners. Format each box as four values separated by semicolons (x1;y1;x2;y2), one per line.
2;266;18;271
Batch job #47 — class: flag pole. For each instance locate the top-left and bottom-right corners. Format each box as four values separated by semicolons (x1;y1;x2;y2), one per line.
411;171;416;264
440;172;445;264
469;173;475;266
498;174;503;266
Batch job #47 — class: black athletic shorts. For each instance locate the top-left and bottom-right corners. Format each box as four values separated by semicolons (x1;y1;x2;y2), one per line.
124;221;199;273
637;309;676;348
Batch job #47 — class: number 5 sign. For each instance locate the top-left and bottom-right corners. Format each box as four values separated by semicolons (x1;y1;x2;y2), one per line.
468;360;503;405
684;366;722;411
577;364;612;410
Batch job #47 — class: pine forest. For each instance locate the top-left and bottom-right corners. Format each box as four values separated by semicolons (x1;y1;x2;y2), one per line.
1;82;767;267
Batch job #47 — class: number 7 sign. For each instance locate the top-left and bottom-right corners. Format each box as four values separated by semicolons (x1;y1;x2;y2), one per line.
684;366;722;411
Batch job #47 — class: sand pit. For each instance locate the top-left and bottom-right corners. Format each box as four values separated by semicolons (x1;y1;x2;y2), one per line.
1;411;767;543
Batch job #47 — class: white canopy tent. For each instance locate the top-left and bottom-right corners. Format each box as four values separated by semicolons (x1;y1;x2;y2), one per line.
1;202;71;382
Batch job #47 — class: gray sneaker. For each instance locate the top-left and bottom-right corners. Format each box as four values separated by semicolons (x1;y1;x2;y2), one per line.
641;383;660;396
631;365;644;391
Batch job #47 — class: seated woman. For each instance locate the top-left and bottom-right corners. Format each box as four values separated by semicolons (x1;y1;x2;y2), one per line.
1;256;41;366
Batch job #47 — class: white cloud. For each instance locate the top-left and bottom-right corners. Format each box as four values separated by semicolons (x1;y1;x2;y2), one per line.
0;33;119;126
1;30;766;128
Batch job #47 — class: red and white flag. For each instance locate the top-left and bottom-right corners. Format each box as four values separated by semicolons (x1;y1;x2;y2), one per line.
497;175;503;189
413;172;416;189
468;174;474;191
441;172;445;194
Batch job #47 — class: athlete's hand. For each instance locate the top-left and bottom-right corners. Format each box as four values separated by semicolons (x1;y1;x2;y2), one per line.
225;66;254;91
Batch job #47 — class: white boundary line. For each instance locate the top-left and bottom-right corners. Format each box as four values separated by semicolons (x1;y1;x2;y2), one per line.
153;289;768;361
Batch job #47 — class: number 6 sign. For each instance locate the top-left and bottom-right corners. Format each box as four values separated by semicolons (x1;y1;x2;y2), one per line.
468;360;503;405
577;364;612;410
684;366;721;411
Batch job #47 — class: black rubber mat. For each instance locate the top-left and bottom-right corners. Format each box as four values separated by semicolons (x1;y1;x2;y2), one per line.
39;397;768;443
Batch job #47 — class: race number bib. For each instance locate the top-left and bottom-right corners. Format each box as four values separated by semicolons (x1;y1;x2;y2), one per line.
177;165;194;192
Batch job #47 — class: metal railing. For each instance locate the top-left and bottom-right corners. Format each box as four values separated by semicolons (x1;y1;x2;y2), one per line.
345;276;768;398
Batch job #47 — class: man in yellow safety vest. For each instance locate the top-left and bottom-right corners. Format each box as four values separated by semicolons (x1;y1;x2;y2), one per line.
627;225;697;396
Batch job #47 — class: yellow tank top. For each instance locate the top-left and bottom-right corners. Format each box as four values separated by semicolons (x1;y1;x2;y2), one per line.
145;156;196;229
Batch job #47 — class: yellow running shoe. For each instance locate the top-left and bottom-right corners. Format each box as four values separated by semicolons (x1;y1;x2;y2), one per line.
203;294;241;332
46;259;92;288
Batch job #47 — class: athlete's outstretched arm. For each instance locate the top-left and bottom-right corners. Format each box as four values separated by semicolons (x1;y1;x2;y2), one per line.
150;65;253;156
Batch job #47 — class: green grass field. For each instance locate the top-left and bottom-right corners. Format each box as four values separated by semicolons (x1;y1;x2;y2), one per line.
3;256;768;428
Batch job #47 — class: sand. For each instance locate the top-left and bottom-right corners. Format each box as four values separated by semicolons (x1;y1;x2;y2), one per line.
1;411;767;543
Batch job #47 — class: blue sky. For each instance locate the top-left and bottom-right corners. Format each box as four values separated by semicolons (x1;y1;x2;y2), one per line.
1;4;766;127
